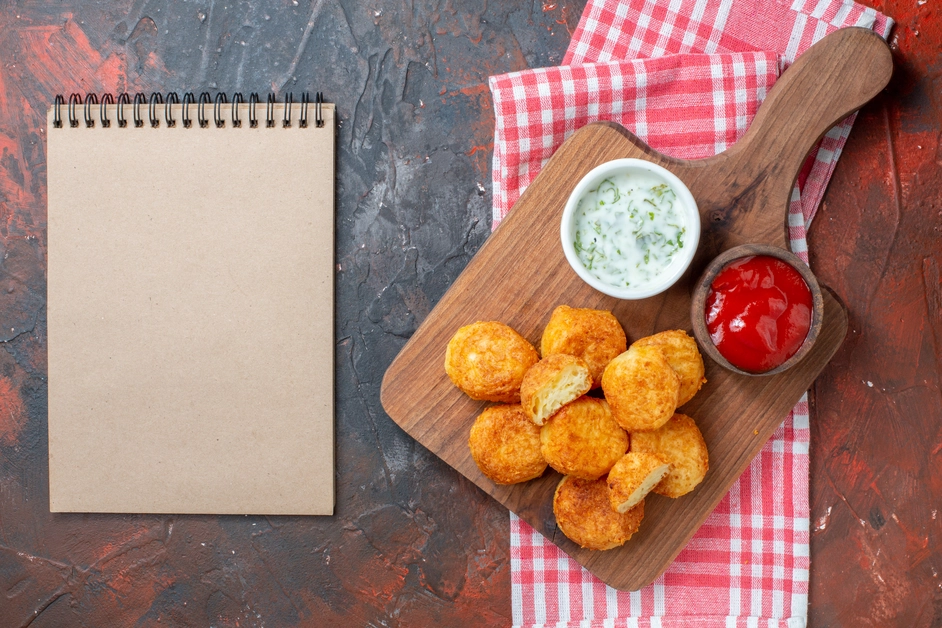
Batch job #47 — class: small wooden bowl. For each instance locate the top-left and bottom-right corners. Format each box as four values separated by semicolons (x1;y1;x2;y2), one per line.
690;243;825;377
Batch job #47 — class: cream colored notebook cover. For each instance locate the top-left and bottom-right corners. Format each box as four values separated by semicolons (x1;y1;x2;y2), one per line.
46;96;335;514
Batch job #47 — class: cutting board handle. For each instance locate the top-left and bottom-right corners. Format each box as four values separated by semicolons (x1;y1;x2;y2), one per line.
720;27;892;250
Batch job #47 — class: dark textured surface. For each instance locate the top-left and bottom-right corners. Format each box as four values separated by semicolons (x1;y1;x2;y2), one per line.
807;3;942;624
0;0;938;625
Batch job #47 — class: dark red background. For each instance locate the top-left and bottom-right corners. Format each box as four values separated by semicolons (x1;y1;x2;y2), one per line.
0;1;938;626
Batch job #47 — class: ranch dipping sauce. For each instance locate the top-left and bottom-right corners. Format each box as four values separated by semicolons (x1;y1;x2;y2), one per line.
572;171;688;290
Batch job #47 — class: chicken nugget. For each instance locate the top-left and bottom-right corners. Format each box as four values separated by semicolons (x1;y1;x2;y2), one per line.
632;330;706;406
469;404;547;484
607;452;671;513
541;305;627;388
601;345;680;432
630;413;708;498
554;475;645;550
520;354;593;426
540;396;628;480
445;321;539;403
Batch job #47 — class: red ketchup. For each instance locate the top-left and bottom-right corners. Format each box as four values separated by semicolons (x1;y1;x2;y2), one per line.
705;255;813;373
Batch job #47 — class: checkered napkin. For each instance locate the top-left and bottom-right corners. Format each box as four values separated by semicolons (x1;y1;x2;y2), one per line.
488;1;892;626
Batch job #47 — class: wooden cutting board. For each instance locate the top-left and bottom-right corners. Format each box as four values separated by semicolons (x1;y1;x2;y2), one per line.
380;27;892;590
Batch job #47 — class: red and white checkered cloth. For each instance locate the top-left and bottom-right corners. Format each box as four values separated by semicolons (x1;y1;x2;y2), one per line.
488;1;892;626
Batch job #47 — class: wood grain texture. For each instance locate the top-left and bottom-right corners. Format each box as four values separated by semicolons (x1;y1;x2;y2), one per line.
381;27;890;590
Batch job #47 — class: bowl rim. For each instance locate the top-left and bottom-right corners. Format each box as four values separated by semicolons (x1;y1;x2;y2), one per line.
560;158;701;300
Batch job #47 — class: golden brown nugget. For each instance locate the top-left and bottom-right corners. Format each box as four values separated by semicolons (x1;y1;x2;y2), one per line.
540;396;628;480
601;344;680;432
469;405;547;484
607;452;671;513
632;330;706;406
445;321;539;403
540;305;627;388
630;413;709;498
520;354;593;426
554;475;645;550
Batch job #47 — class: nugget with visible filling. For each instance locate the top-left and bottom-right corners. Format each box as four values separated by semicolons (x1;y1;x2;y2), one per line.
632;330;706;406
601;344;680;432
540;305;627;388
520;354;593;426
468;404;547;484
540;396;628;480
445;321;539;403
554;475;645;550
607;452;671;513
630;413;709;498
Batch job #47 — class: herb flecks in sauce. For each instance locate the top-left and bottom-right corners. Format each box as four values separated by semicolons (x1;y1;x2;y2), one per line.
573;173;687;289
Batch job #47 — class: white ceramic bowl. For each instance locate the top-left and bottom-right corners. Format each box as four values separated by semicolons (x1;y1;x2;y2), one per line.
560;158;700;300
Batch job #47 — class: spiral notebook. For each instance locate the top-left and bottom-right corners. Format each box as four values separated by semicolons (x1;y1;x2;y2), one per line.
46;93;335;515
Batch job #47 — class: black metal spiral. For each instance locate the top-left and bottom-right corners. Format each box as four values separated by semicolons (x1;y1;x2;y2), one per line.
231;92;244;128
53;95;65;128
116;93;131;128
100;93;114;128
198;92;211;128
266;93;276;128
68;93;81;128
165;92;180;127
148;93;163;128
51;91;326;130
83;93;99;128
282;92;293;128
315;91;325;128
213;93;228;128
132;93;147;128
249;93;260;128
182;92;196;128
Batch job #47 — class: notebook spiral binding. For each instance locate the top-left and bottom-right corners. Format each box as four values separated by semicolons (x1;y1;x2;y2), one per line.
52;91;326;130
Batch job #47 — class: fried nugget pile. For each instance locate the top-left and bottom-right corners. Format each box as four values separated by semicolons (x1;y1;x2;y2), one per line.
445;305;710;551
